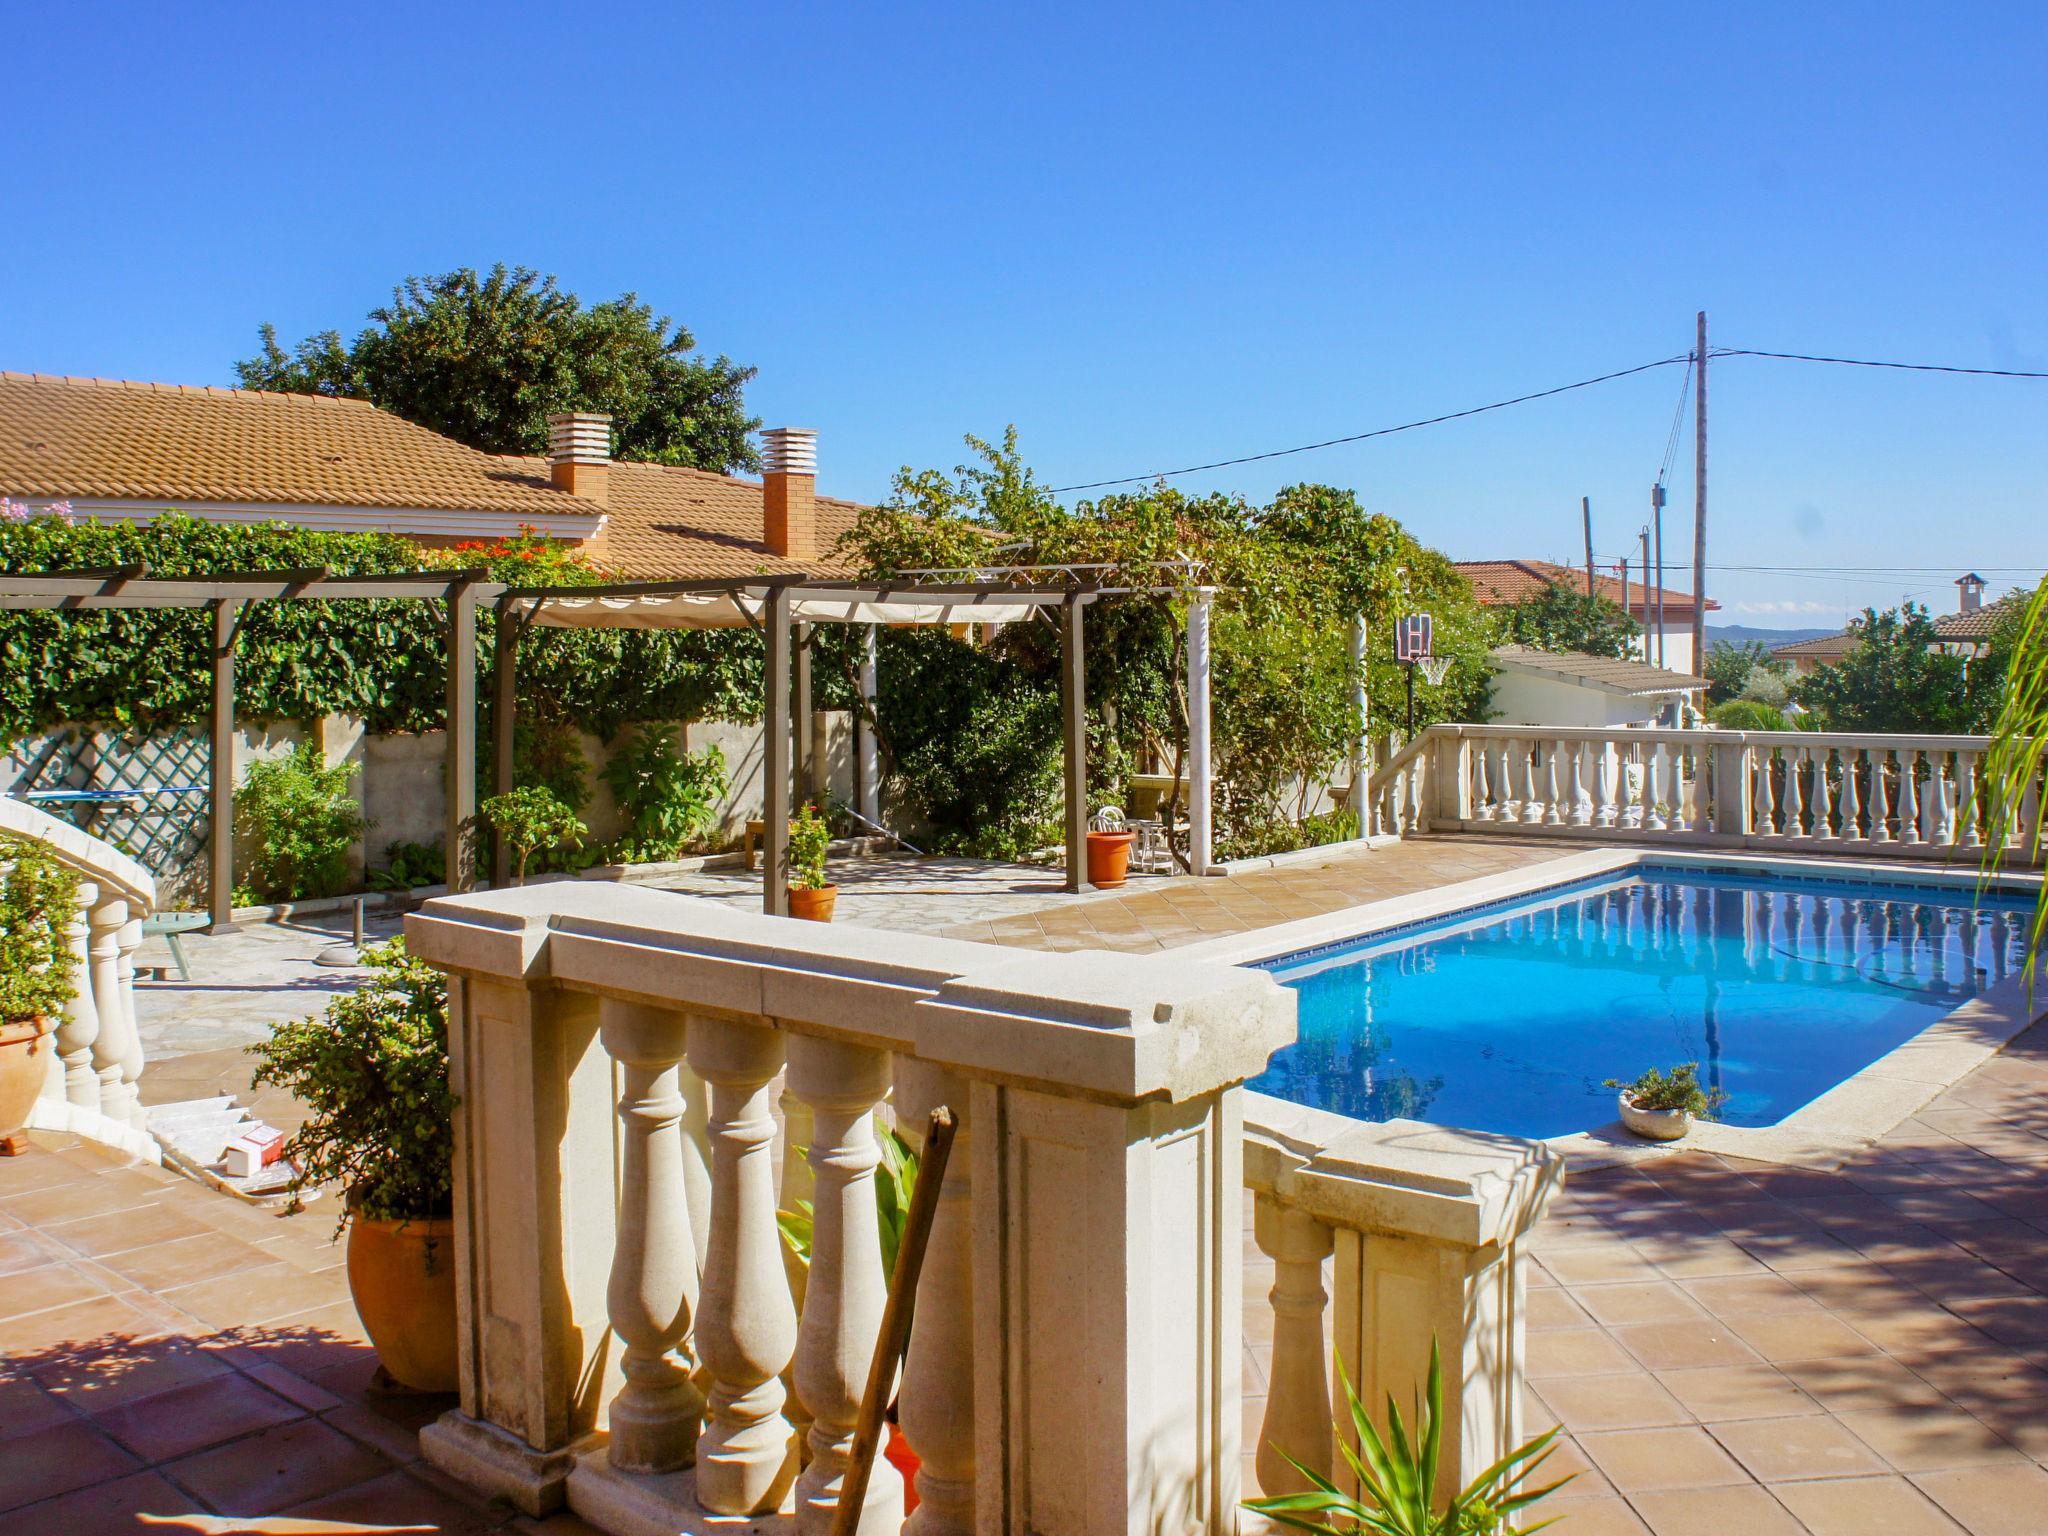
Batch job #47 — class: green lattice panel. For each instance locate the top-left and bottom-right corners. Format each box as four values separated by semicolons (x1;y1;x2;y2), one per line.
4;726;211;880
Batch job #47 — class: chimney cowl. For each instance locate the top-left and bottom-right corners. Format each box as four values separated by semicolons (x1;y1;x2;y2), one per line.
761;427;818;478
1956;571;1986;614
548;412;612;466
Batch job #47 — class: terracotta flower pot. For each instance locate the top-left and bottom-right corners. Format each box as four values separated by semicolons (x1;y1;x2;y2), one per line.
788;885;838;922
1616;1092;1691;1142
886;1421;921;1512
0;1016;55;1155
346;1210;459;1392
1085;830;1135;887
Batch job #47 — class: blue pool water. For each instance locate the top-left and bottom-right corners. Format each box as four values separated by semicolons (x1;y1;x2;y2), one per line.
1253;866;2037;1139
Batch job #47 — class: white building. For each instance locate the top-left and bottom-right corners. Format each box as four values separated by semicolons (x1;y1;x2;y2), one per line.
1488;645;1709;729
1456;558;1716;674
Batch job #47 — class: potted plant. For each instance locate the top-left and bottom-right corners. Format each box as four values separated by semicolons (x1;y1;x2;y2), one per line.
1606;1061;1725;1142
478;786;587;885
250;939;459;1391
0;837;79;1156
1086;806;1135;888
786;803;836;921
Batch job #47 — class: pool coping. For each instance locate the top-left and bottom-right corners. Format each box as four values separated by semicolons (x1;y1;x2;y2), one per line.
1194;847;2047;1172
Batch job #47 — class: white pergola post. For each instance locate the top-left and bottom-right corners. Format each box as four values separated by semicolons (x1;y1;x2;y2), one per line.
1187;588;1215;876
857;624;881;827
1349;613;1369;838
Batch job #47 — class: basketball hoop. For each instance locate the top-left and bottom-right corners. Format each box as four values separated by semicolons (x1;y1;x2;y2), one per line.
1419;654;1453;687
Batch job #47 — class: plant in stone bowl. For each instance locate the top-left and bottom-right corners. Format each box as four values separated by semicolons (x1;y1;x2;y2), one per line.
1606;1061;1725;1142
0;837;79;1155
1247;1339;1571;1534
249;938;459;1390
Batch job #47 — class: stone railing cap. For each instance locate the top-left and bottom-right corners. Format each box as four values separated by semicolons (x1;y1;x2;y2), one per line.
0;795;155;913
915;950;1297;1104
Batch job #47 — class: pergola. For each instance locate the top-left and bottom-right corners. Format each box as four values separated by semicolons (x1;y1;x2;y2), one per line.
0;566;1175;922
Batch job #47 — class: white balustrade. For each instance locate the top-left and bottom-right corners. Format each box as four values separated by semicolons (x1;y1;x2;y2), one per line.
406;884;1295;1536
1379;725;2044;868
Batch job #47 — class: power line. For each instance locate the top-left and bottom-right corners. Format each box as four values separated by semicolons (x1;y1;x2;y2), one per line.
1713;347;2048;380
1046;354;1692;493
1655;356;1693;486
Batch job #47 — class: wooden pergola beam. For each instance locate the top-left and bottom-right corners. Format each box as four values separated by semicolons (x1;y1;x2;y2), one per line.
763;587;793;917
445;580;480;893
207;599;243;932
491;597;522;888
1062;594;1092;894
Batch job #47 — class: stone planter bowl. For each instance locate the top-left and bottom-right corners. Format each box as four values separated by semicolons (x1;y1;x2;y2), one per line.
1617;1092;1692;1142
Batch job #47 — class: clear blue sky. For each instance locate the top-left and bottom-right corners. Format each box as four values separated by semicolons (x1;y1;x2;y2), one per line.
6;3;2044;626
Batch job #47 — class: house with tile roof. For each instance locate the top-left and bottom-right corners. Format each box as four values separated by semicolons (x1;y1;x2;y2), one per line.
0;372;867;578
1454;557;1715;673
1772;574;2023;675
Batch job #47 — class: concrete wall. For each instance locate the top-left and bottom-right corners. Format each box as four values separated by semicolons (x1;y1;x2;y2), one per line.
9;711;857;899
1489;670;1681;729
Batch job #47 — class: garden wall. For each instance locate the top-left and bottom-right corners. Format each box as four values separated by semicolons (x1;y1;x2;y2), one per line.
2;712;856;905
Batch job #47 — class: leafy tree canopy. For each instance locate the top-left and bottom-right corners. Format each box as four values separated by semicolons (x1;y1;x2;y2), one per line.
1493;581;1640;659
1702;638;1790;704
236;264;760;472
1794;602;2006;733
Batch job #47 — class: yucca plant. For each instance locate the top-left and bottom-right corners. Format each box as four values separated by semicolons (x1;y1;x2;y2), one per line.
1982;578;2048;990
1247;1341;1572;1536
777;1116;920;1278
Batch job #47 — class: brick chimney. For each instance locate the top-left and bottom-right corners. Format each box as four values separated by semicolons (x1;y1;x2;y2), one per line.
547;412;611;505
1956;572;1986;614
761;427;818;561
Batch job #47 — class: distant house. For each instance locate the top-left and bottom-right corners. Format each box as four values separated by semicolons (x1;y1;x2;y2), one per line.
0;371;868;578
1455;558;1716;673
1772;573;2021;675
1489;645;1709;729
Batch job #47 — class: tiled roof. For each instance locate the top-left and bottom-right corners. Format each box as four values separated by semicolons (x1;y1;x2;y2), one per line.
1932;594;2022;642
1455;558;1715;618
1491;644;1709;695
1769;631;1858;659
0;371;602;517
0;371;872;579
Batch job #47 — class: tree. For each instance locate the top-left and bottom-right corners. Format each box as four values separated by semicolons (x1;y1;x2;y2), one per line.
1794;603;2001;733
1982;580;2048;975
1494;581;1639;659
237;265;759;472
1702;639;1789;704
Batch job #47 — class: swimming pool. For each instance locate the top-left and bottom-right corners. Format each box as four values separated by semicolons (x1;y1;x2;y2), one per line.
1252;864;2038;1140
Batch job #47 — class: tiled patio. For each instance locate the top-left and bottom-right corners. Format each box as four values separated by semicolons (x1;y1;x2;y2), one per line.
0;1129;595;1533
7;833;2046;1532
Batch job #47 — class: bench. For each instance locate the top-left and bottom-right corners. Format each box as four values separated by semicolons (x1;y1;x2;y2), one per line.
141;910;208;981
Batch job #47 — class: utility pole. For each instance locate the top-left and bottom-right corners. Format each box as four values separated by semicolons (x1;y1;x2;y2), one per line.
1652;483;1667;666
1691;310;1708;670
1582;497;1595;597
1640;528;1652;661
1620;555;1630;640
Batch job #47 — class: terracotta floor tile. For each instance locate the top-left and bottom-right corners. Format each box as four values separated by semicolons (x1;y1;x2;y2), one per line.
1540;1246;1663;1285
0;1229;74;1277
1947;1295;2048;1346
4;1470;196;1536
93;1371;304;1461
1659;1365;1819;1422
1629;1483;1807;1536
1780;1356;1950;1415
38;1199;214;1260
94;1231;278;1292
1909;1463;2048;1535
161;1415;392;1516
1683;1273;1822;1318
1533;1371;1691;1432
1646;1238;1773;1279
0;1418;142;1513
158;1262;351;1329
0;1259;121;1321
1710;1413;1888;1482
1611;1320;1763;1372
0;1173;164;1228
0;1291;183;1355
1576;1281;1711;1327
1526;1327;1638;1378
1838;1407;2024;1472
0;1374;74;1439
31;1335;234;1414
1724;1310;1882;1363
1577;1425;1749;1492
1768;1474;1968;1536
1527;1286;1594;1331
278;1466;498;1533
1528;1493;1652;1534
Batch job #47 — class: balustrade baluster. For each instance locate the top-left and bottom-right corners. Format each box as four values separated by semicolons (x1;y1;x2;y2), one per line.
1871;752;1894;843
1810;749;1834;840
1957;752;1984;850
1569;741;1592;826
788;1038;903;1536
687;1015;800;1516
1543;742;1564;826
1473;742;1497;822
1899;750;1922;844
600;1000;705;1475
1930;752;1953;846
1840;750;1864;841
896;1061;974;1536
117;917;145;1127
1645;744;1668;833
1782;748;1807;837
55;881;101;1109
1593;743;1618;828
1754;748;1778;837
87;898;137;1124
1252;1194;1335;1497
